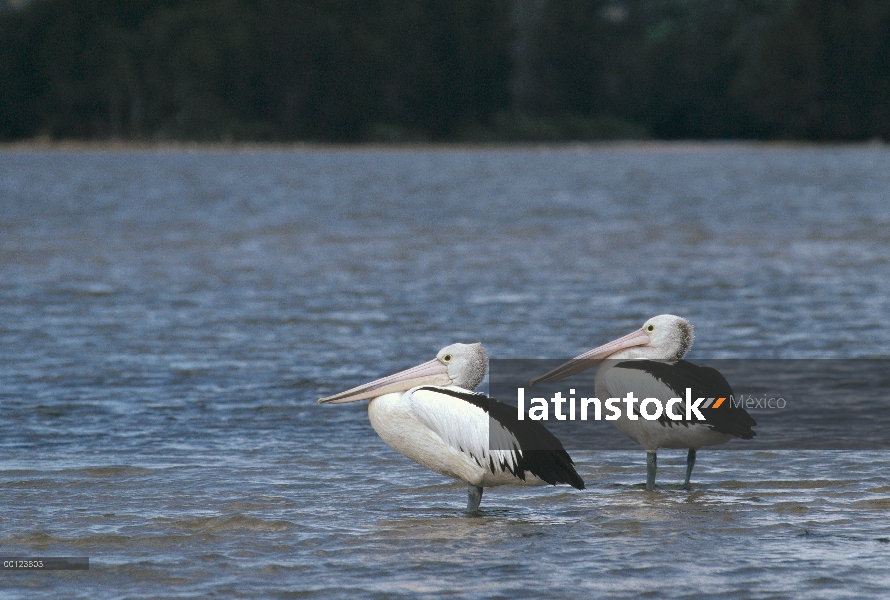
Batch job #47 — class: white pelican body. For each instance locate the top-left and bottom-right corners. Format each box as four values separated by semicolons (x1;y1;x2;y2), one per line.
597;362;735;452
369;387;547;487
533;315;755;490
320;343;584;512
610;415;731;452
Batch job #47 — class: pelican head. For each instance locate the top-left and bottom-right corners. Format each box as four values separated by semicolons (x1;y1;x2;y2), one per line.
530;314;693;385
318;342;488;404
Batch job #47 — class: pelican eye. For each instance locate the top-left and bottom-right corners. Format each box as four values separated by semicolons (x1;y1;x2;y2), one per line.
442;354;453;363
646;324;655;333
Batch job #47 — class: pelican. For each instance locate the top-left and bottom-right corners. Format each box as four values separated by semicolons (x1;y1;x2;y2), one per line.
531;315;755;490
319;343;584;512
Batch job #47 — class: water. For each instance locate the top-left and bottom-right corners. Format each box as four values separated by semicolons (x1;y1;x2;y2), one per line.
1;143;889;598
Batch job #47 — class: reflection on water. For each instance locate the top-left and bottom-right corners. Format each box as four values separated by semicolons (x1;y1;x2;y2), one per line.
1;145;889;598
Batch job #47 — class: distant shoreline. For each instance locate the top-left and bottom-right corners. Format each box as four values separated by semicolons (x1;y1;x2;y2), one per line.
1;139;886;153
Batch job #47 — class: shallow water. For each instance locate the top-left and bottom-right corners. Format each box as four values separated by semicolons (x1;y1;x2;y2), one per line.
1;144;889;598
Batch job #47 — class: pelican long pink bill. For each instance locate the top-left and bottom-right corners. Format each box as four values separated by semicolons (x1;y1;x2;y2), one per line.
318;358;452;404
529;327;652;386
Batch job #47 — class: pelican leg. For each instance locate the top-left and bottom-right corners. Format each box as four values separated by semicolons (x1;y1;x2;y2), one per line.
684;448;696;489
646;451;657;491
467;484;484;514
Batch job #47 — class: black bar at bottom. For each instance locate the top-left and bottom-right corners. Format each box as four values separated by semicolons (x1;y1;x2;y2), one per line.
1;557;89;570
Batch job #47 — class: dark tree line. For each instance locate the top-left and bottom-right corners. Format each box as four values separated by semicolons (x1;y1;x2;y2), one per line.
1;0;889;141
